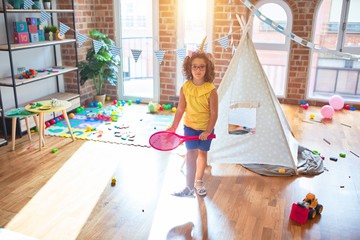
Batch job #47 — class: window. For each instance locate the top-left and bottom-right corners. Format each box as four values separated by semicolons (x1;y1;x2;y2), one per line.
116;0;159;102
176;0;213;93
308;0;360;101
251;0;292;97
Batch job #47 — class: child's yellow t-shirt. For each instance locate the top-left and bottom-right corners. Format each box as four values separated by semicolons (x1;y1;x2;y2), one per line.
182;80;215;131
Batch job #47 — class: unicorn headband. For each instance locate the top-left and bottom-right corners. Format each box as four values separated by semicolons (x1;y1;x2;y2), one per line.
191;36;207;56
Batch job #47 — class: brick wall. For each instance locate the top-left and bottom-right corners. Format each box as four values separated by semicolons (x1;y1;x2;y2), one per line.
59;0;116;105
62;0;358;108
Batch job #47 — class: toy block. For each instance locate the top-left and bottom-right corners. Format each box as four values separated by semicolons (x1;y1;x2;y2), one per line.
30;33;39;42
13;22;28;33
26;17;37;26
38;30;45;41
13;32;30;44
28;25;38;34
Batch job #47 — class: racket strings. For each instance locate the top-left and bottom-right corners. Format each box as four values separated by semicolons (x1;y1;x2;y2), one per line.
150;132;182;151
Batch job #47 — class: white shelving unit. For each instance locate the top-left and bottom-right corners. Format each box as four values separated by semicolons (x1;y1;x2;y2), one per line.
0;1;80;139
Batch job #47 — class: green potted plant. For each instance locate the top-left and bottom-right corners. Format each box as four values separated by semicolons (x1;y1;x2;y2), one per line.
79;30;120;104
42;0;51;9
44;25;57;40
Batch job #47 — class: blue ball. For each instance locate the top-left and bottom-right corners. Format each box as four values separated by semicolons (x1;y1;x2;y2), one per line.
89;102;94;107
136;99;141;104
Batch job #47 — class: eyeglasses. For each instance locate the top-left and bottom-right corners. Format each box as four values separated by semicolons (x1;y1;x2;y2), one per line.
191;65;206;71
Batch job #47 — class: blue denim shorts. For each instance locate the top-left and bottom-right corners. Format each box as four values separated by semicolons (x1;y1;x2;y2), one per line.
184;126;214;152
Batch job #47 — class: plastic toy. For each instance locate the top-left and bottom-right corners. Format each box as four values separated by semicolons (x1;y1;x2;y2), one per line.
290;193;323;224
52;148;58;153
69;113;75;119
136;99;141;104
309;113;315;120
106;96;111;101
320;105;334;119
171;107;177;112
329;95;344;110
111;178;116;186
148;102;157;113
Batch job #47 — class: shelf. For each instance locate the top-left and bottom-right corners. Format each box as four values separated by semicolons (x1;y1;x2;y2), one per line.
0;39;76;51
1;9;74;13
0;66;78;87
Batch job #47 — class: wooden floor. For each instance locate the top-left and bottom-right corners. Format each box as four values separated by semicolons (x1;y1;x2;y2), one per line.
0;104;359;240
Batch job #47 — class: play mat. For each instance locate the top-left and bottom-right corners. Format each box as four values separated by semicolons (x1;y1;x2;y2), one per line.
44;104;174;147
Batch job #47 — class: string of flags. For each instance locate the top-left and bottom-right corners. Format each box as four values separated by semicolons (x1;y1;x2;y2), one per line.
240;0;360;61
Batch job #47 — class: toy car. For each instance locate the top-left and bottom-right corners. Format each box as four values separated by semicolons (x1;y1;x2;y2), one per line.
290;193;323;224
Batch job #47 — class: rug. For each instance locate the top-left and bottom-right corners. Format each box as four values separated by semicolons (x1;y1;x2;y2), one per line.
44;105;174;147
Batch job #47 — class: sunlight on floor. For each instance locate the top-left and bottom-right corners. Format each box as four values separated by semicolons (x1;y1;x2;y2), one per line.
5;141;120;240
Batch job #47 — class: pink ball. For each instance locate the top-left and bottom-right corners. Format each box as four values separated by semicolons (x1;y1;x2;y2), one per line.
329;95;344;110
321;105;334;119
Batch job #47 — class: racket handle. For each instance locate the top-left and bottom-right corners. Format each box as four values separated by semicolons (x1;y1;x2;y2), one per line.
184;134;216;141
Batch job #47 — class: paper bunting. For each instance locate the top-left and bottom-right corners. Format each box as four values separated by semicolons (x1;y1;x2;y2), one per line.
176;48;186;63
93;40;104;54
76;33;88;47
131;49;142;63
110;46;121;57
59;22;70;36
154;50;166;64
40;11;51;24
232;45;236;55
23;0;34;9
217;35;229;50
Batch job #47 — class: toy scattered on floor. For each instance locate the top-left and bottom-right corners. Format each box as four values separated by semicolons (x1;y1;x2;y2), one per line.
106;96;111;101
111;178;116;186
136;99;141;104
172;107;176;112
329;95;344;110
278;168;286;174
339;153;346;158
148;102;157;113
290;193;323;224
309;113;315;120
69;113;75;119
128;100;133;105
51;148;58;153
76;106;84;113
320;105;334;119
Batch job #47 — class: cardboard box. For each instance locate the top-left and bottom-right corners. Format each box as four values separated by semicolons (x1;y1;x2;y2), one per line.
13;22;28;33
28;25;38;34
13;32;30;44
30;33;39;42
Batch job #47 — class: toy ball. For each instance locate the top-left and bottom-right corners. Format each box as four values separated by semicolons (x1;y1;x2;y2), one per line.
278;168;286;174
86;125;92;132
55;117;60;122
106;96;111;101
128;100;133;105
309;113;315;119
320;105;334;119
50;119;56;125
121;100;126;106
136;99;141;104
349;107;356;111
45;121;51;128
344;104;350;110
111;178;116;186
113;100;117;105
52;148;58;153
171;107;177;112
98;102;103;108
89;102;94;107
69;113;75;119
93;102;99;107
329;95;344;110
148;102;157;113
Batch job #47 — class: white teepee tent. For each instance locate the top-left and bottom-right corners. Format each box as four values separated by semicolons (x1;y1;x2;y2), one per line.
208;17;323;176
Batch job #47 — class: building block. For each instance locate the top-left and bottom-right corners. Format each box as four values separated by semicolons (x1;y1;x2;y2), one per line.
30;33;39;42
13;22;28;33
28;25;38;34
38;29;45;41
26;17;37;26
13;32;30;44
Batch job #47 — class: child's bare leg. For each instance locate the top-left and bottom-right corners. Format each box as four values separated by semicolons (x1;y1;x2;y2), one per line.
186;149;198;189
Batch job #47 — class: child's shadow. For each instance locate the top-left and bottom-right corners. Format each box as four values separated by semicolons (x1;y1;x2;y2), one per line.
166;221;195;240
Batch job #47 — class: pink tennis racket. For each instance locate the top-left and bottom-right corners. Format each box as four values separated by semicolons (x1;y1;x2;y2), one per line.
149;131;216;151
